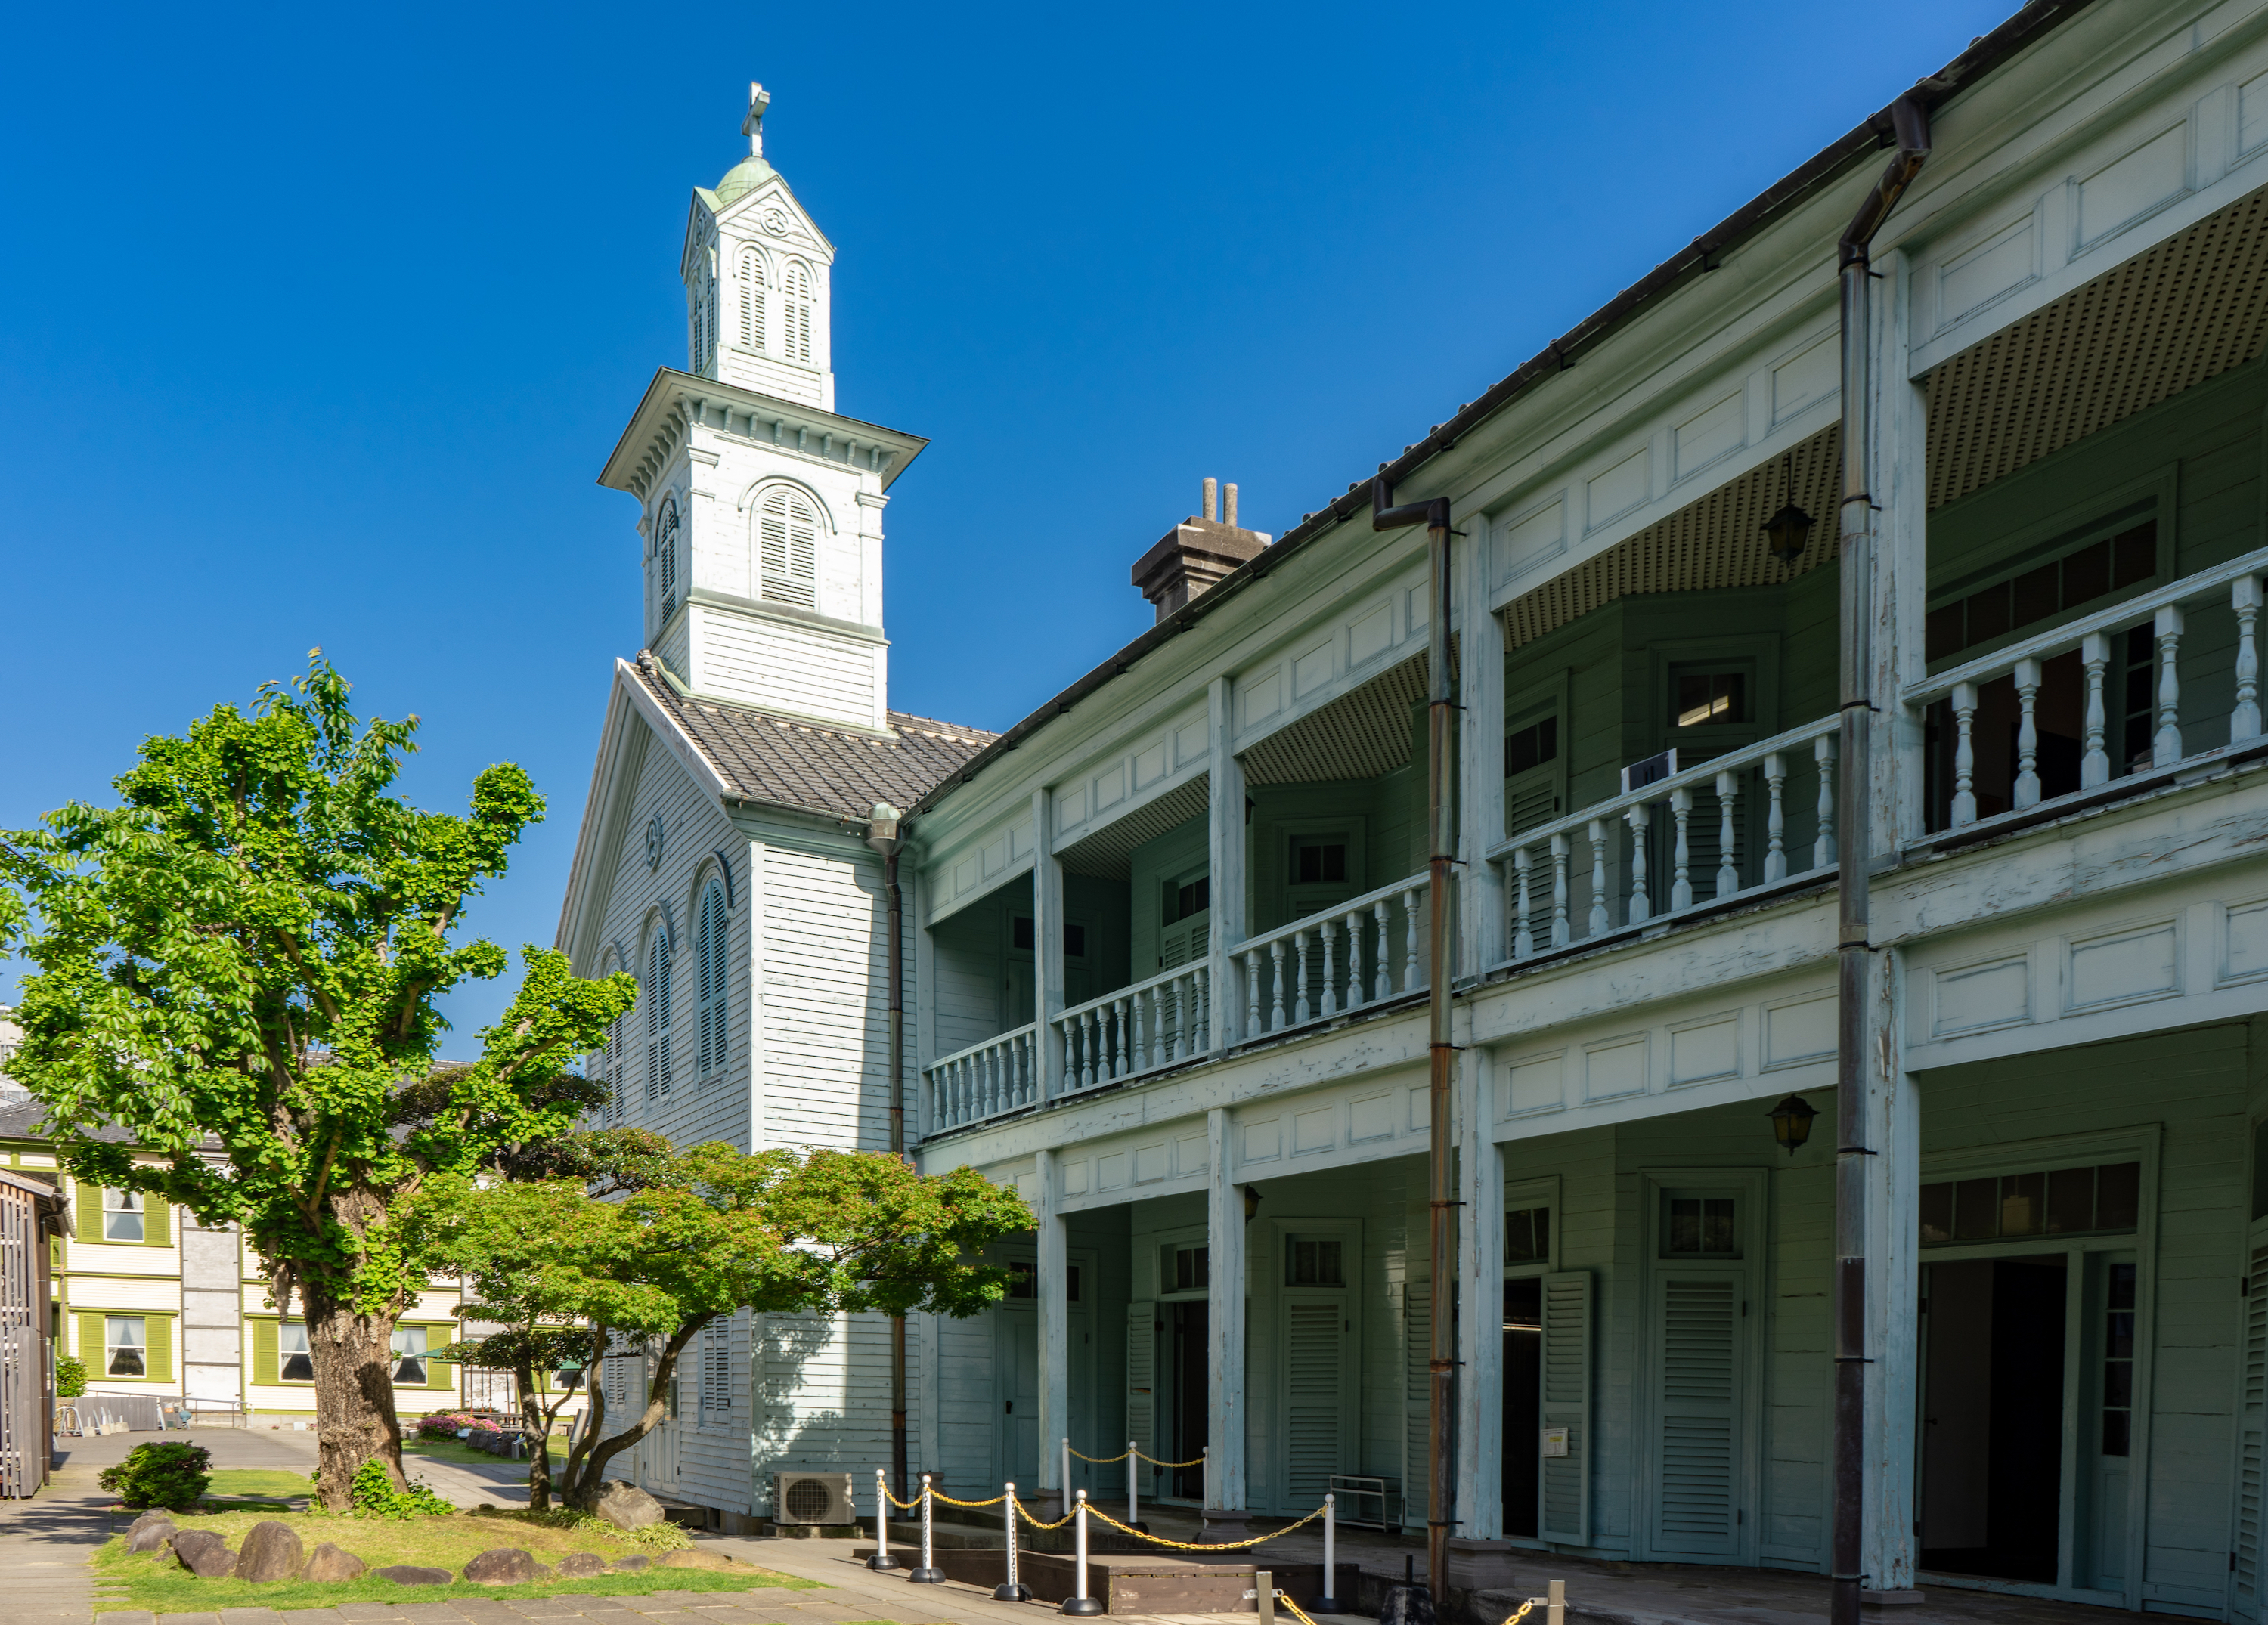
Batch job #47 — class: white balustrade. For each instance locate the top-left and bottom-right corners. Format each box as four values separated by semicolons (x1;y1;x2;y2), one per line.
924;1024;1039;1131
1490;715;1842;965
1053;963;1208;1097
1237;875;1428;1041
1907;545;2268;835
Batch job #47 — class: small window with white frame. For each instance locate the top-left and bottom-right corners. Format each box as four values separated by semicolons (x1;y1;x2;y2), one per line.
102;1188;145;1243
391;1326;429;1385
105;1315;147;1377
280;1320;314;1382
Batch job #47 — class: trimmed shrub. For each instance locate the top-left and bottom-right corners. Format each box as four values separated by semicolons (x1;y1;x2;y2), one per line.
98;1441;212;1509
53;1356;86;1399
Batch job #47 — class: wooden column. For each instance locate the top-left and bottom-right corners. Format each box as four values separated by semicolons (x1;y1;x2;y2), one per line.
1460;523;1507;972
1035;1147;1070;1516
1204;1107;1247;1521
1455;1047;1504;1538
1033;788;1066;1098
1864;952;1920;1596
912;868;937;1141
1207;676;1247;1051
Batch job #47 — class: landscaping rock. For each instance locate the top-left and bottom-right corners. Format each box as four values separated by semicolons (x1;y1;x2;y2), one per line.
657;1547;737;1571
125;1517;177;1555
301;1541;367;1583
374;1564;454;1586
233;1518;305;1583
166;1528;234;1579
593;1479;666;1531
125;1510;172;1542
463;1546;550;1585
611;1553;649;1571
556;1552;609;1578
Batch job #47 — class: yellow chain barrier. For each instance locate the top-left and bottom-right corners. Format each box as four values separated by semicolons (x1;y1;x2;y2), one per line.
1067;1444;1129;1463
1014;1497;1077;1532
1132;1448;1207;1468
1276;1592;1321;1625
884;1487;925;1511
931;1489;1009;1509
1083;1500;1329;1550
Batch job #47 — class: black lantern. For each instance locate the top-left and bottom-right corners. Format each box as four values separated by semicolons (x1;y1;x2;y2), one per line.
1763;452;1812;565
1767;1094;1817;1156
1243;1184;1263;1221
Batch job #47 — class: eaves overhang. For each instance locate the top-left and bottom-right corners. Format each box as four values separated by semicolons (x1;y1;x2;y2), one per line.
596;367;929;502
907;0;2098;821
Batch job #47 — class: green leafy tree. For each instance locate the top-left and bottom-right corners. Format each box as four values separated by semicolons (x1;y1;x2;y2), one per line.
420;1138;1031;1511
0;656;635;1509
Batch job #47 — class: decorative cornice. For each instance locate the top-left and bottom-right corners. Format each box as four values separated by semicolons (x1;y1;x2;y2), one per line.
598;369;928;503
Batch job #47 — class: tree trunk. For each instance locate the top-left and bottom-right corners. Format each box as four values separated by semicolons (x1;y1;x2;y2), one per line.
560;1319;706;1512
306;1294;406;1511
515;1363;551;1512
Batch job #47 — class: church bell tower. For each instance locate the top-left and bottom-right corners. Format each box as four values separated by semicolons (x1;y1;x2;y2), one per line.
597;83;928;735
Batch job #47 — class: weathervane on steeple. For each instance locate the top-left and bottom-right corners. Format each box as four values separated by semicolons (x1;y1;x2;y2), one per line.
742;82;770;159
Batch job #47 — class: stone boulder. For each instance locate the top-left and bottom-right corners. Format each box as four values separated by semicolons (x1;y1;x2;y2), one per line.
374;1565;454;1586
463;1547;553;1586
234;1519;305;1583
301;1541;367;1583
556;1552;609;1578
611;1553;649;1571
593;1480;665;1531
125;1510;172;1542
166;1529;234;1579
658;1547;737;1571
125;1517;176;1555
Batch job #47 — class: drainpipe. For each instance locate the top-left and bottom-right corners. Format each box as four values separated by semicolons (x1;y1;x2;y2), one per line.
867;802;910;1506
1373;477;1456;1605
1832;96;1929;1625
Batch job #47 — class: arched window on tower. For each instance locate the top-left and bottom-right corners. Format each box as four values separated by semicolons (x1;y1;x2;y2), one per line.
646;926;672;1102
784;261;813;364
740;252;766;351
757;485;818;610
654;497;680;625
695;878;728;1076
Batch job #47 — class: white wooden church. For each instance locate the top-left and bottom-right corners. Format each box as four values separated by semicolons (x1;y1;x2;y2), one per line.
565;5;2268;1614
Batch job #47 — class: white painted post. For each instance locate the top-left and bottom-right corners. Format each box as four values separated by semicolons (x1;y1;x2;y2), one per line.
1713;770;1740;899
909;1473;943;1583
2236;577;2264;744
2154;604;2186;766
2081;631;2112;787
1668;790;1693;909
1455;1057;1504;1539
1763;754;1787;882
1319;1493;1341;1612
1061;1490;1102;1615
1459;521;1510;972
996;1482;1030;1600
1950;681;1979;826
1585;819;1610;937
1207;674;1247;1052
1548;833;1572;946
1035;1147;1069;1521
2012;657;2043;809
1625;804;1651;923
1061;1435;1074;1520
1033;787;1065;1099
869;1466;897;1571
1813;735;1837;868
1204;1107;1247;1521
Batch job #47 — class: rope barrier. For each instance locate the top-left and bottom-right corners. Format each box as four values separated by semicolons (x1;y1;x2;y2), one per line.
1083;1500;1330;1550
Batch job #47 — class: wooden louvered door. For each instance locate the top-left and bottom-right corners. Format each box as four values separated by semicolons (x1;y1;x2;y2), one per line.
1538;1271;1593;1546
1649;1271;1747;1558
2236;1233;2268;1617
1281;1298;1351;1510
1127;1301;1158;1503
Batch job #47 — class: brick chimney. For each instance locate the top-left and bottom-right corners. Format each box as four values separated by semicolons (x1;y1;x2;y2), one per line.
1132;478;1272;622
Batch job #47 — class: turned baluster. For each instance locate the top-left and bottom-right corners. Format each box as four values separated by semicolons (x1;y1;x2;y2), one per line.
2013;657;2043;810
1762;753;1787;883
1177;972;1194;1060
1344;912;1367;1009
2080;632;2111;787
2237;578;2264;745
1402;888;1423;987
1813;735;1837;868
1194;965;1210;1050
1269;939;1287;1032
1293;930;1312;1026
1114;999;1131;1078
1319;918;1340;1018
1587;818;1611;938
1512;847;1535;958
1077;1013;1094;1090
1626;806;1651;924
1950;680;1979;826
1151;986;1170;1069
1549;834;1572;948
1243;952;1261;1039
1374;900;1394;998
1668;788;1693;910
2154;605;2185;766
1715;770;1740;899
1131;989;1148;1073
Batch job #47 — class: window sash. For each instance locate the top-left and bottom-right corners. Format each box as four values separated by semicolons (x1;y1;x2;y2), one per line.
105;1315;147;1376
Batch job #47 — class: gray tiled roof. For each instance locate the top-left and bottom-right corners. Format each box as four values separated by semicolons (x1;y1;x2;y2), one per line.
631;655;996;820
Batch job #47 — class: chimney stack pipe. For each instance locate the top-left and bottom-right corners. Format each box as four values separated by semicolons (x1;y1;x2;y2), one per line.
1202;477;1219;522
1224;483;1238;528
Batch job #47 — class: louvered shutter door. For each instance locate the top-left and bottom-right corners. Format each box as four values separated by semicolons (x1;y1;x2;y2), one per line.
1283;1299;1347;1508
145;1315;172;1385
1652;1275;1741;1555
1405;1281;1430;1531
658;937;672;1096
73;1180;99;1242
144;1200;170;1249
1126;1301;1157;1480
252;1317;279;1386
1538;1270;1593;1546
696;888;714;1075
759;488;818;609
2239;1240;2268;1613
1506;760;1562;837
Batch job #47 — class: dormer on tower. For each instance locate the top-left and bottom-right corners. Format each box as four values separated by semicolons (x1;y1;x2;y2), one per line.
684;83;836;411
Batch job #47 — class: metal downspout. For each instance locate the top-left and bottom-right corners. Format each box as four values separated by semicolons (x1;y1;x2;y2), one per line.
1832;94;1929;1625
1374;477;1457;1604
867;806;911;1507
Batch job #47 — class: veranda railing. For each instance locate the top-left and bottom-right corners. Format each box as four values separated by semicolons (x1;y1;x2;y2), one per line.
1054;961;1210;1099
925;1023;1039;1131
1235;874;1429;1036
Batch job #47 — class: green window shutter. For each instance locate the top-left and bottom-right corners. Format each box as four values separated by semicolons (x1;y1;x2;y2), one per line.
425;1326;457;1391
76;1311;104;1374
1649;1273;1740;1556
1126;1299;1156;1484
251;1317;279;1386
144;1200;171;1249
1405;1280;1430;1531
73;1181;99;1242
2239;1240;2268;1608
144;1316;172;1385
1282;1298;1349;1509
1538;1270;1593;1546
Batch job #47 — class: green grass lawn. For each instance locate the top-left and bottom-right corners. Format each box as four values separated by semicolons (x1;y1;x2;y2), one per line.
402;1434;567;1472
200;1468;314;1504
91;1506;820;1612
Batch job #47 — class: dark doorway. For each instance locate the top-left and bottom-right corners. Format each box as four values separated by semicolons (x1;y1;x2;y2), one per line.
1922;1255;2068;1583
1169;1302;1208;1500
1503;1277;1542;1538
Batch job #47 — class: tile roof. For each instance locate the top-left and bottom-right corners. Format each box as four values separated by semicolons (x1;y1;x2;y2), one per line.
631;654;996;820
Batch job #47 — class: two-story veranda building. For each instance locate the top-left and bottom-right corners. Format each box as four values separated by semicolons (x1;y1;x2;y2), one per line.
901;2;2268;1614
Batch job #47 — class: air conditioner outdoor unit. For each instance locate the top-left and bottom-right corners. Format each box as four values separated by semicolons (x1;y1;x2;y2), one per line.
774;1471;857;1527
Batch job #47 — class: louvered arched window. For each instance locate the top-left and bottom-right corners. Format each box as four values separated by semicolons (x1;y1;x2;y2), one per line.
784;261;813;364
757;486;819;609
740;252;766;351
654;497;680;624
695;879;729;1076
646;927;672;1101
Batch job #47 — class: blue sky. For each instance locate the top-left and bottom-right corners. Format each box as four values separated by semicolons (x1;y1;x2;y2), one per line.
1;0;2013;1042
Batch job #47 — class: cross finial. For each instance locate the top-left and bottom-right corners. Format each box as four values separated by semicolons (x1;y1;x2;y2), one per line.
742;82;770;158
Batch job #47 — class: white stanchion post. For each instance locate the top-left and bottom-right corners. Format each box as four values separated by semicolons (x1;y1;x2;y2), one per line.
1061;1488;1102;1615
869;1466;899;1571
1061;1435;1074;1521
1127;1440;1139;1530
908;1473;944;1583
995;1481;1033;1601
1316;1492;1340;1612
